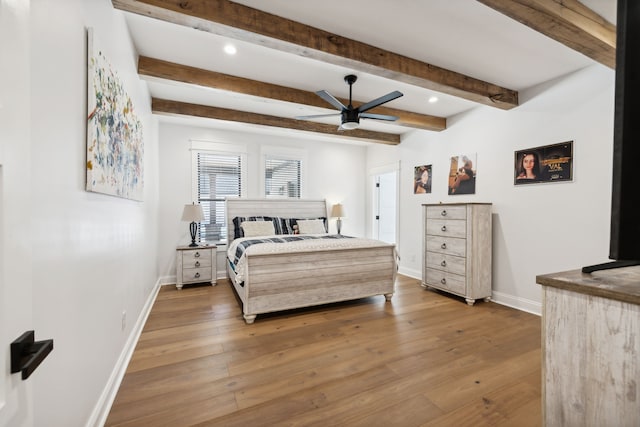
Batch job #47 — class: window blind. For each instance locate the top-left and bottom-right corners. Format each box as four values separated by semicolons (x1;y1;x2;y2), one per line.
196;152;242;243
265;156;301;198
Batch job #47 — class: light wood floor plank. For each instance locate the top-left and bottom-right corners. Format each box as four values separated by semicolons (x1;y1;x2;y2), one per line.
106;275;541;426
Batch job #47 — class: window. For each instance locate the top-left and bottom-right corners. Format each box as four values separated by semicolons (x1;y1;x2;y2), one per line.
264;156;301;198
194;151;243;244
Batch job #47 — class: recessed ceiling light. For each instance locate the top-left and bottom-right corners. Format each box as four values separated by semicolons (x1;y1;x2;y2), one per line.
428;96;439;103
224;44;237;55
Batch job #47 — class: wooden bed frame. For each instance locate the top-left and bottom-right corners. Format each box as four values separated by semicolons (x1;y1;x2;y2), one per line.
225;198;397;324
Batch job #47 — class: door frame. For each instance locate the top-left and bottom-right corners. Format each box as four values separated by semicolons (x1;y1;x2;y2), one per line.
367;161;400;246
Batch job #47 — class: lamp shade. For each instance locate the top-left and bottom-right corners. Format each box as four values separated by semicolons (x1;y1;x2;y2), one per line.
331;203;345;218
181;203;204;222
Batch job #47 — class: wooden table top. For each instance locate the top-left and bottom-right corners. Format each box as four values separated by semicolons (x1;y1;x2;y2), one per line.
536;265;640;305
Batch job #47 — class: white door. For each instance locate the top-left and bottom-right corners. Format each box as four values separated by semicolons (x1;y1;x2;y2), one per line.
0;1;35;424
374;171;397;244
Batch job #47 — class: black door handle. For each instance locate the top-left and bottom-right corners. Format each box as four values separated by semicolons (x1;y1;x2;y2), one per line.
11;331;54;380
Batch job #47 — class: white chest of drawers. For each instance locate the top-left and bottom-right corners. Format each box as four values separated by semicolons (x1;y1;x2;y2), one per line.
176;245;217;290
422;203;492;305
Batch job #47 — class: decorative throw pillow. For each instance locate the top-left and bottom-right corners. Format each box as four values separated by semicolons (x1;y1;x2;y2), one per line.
240;220;275;237
297;219;328;234
232;216;273;239
270;216;286;235
280;217;328;234
280;217;297;234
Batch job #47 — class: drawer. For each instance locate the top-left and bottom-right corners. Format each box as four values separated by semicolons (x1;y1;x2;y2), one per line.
425;236;466;257
425;268;466;295
182;267;212;283
425;252;466;276
182;249;212;265
181;255;211;269
426;219;466;238
426;205;466;220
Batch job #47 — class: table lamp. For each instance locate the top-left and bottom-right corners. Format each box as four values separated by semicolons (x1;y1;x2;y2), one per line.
181;203;204;247
331;203;345;235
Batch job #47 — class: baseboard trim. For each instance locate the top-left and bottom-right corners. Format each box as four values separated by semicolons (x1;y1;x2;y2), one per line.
398;266;421;280
396;269;541;316
490;290;541;316
158;275;175;286
158;271;227;287
86;277;161;427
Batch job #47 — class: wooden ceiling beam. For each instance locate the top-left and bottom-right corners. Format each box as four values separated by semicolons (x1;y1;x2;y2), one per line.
152;98;402;145
138;56;446;132
476;0;616;69
112;0;519;109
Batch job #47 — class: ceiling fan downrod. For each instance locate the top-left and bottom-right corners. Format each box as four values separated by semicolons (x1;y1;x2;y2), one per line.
344;74;357;108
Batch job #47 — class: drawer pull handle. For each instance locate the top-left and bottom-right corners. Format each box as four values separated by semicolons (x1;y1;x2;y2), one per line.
195;272;200;278
194;252;200;258
441;278;447;285
195;261;200;267
441;260;447;267
441;243;447;249
441;225;447;232
441;210;447;216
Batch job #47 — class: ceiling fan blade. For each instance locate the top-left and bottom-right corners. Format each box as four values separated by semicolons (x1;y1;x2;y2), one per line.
295;113;341;120
358;90;403;113
316;90;347;110
359;113;399;121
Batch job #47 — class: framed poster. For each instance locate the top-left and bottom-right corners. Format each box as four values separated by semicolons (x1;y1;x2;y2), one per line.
414;165;432;194
514;141;573;185
86;28;144;200
448;153;476;195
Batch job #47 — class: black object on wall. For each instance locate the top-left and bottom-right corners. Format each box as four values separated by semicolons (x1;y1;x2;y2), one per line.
11;330;54;380
583;0;640;273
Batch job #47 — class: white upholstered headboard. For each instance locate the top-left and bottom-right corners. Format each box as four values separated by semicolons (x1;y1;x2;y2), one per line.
225;198;327;243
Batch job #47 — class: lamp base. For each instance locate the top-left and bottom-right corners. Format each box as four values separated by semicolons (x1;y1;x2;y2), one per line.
189;221;199;247
336;218;342;235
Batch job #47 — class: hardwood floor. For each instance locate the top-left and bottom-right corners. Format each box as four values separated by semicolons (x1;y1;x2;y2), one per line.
106;275;541;426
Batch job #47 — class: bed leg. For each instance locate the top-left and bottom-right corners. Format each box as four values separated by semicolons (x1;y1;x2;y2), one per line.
384;293;394;301
243;314;257;324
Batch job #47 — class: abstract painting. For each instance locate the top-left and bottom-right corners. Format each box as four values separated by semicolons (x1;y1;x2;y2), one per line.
86;28;143;201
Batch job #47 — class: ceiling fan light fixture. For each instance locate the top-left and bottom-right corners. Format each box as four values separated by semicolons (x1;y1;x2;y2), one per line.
340;121;359;130
297;74;402;130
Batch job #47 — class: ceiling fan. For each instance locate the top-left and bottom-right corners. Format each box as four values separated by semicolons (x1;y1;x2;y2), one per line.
296;74;403;130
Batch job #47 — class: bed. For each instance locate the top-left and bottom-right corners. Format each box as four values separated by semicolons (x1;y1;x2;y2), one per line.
225;198;397;323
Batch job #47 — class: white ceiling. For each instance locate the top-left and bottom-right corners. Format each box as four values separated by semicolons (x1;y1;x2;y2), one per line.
121;0;616;138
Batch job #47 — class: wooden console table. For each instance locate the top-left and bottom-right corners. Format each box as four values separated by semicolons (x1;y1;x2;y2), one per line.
536;266;640;427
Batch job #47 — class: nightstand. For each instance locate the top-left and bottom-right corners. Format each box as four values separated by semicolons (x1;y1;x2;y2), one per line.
176;245;217;290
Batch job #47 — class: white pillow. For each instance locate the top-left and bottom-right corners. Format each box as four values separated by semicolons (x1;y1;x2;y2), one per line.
297;219;327;234
241;220;275;237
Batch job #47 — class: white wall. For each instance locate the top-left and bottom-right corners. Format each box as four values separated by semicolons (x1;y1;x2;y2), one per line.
1;1;159;426
0;0;34;425
368;64;615;313
157;122;367;282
